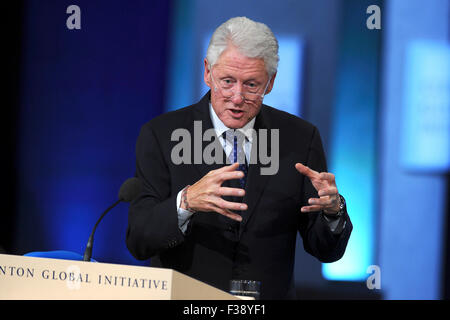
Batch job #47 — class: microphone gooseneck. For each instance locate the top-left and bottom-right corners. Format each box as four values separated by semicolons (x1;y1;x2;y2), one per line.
83;199;122;262
83;177;142;262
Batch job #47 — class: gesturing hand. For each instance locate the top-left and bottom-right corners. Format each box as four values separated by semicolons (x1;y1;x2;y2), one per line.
184;163;247;222
295;163;341;214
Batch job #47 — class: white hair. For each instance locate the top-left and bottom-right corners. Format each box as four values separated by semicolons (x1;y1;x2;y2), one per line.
206;17;279;77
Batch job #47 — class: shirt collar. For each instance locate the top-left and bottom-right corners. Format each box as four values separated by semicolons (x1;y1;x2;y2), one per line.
209;102;255;142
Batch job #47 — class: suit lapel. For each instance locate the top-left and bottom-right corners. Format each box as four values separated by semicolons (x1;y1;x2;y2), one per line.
239;106;271;238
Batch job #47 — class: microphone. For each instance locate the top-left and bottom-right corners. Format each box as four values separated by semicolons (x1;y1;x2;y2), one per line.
83;177;142;262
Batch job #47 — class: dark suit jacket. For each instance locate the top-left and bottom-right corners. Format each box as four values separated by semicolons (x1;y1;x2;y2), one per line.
126;92;352;299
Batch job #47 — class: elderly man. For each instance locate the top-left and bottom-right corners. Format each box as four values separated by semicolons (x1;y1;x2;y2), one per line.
126;17;352;299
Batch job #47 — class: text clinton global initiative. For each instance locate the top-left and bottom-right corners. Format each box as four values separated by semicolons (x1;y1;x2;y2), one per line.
0;265;168;290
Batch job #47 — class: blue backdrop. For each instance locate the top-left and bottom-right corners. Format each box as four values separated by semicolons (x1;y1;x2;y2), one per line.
15;0;171;265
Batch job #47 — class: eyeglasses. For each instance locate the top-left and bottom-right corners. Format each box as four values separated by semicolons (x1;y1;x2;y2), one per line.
210;67;270;102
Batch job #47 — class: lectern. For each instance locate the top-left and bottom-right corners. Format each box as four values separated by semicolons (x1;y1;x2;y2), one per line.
0;254;239;300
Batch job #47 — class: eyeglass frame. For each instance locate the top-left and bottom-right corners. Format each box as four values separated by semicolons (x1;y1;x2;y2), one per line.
209;65;271;102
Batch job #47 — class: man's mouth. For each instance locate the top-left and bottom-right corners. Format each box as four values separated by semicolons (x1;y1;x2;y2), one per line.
229;109;244;117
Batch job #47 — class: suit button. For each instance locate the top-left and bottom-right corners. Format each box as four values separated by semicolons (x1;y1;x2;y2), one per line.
168;239;177;248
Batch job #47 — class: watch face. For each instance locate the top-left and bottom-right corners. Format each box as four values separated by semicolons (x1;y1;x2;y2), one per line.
339;195;345;210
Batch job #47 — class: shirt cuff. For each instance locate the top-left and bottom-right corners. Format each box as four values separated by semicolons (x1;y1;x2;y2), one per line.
176;189;195;234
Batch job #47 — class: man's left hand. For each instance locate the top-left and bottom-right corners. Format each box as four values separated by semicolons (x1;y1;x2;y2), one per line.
295;163;340;214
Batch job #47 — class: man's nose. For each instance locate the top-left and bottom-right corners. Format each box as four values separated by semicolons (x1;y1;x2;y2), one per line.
231;83;245;104
231;92;244;104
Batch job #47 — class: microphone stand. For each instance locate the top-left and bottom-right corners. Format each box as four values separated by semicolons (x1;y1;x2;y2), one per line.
83;199;122;262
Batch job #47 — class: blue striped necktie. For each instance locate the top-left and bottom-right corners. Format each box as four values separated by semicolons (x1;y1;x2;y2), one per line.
225;130;248;188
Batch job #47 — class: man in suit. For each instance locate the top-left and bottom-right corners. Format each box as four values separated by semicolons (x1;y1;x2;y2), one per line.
126;17;352;299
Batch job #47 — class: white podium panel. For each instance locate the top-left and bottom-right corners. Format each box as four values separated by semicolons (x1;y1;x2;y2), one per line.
0;254;239;300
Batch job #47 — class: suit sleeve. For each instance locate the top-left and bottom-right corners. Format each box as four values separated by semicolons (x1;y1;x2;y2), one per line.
297;126;353;263
126;124;185;260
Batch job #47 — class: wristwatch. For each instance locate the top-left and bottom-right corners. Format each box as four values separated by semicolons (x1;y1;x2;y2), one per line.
324;194;345;219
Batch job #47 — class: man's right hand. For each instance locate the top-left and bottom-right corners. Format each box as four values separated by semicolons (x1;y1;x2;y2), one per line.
182;163;246;222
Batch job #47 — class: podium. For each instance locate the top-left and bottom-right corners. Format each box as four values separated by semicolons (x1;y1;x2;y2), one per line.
0;254;239;300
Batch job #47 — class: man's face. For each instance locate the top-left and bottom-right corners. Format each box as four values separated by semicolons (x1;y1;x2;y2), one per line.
204;46;275;129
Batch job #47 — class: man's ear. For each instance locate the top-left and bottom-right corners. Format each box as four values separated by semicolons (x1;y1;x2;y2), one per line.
204;58;211;88
264;72;277;95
